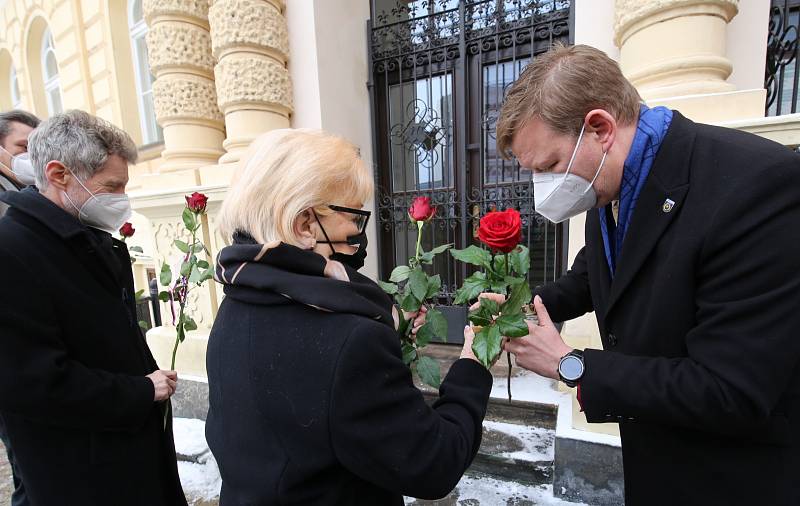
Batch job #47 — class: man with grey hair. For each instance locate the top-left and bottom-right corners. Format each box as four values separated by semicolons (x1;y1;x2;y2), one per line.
0;109;40;216
0;110;188;505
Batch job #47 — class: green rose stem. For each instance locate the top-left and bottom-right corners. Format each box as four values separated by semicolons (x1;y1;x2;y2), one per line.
414;220;424;263
170;213;199;371
407;219;426;344
505;251;512;403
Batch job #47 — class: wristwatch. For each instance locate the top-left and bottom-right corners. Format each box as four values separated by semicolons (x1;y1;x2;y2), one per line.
558;349;585;388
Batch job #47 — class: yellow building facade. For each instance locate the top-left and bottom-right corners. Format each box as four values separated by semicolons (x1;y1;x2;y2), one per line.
1;0;798;449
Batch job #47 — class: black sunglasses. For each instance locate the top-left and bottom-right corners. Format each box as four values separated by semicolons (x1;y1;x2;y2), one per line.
328;205;371;234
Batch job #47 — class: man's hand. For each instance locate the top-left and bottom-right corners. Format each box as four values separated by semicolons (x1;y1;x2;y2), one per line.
469;292;507;311
147;370;178;401
503;296;572;380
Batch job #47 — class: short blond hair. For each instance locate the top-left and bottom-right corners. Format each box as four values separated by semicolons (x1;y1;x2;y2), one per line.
496;43;641;159
217;129;373;246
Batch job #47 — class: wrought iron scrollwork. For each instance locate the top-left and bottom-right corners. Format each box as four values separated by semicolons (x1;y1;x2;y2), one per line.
389;99;452;171
765;2;799;115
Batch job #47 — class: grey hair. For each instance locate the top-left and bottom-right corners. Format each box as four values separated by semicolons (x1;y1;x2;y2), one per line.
29;110;138;190
0;110;41;145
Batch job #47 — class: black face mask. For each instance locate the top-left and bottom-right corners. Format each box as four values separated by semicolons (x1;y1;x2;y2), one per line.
314;211;369;270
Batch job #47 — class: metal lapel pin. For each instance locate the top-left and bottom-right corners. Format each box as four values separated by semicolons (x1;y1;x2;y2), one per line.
662;198;676;213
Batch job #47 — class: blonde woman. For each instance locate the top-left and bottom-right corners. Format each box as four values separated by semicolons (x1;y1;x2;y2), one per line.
206;129;493;505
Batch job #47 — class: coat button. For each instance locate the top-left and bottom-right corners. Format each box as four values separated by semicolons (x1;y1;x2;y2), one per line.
608;333;618;347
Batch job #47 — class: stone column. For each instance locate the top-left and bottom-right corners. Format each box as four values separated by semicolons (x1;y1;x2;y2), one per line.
143;0;225;172
614;0;739;100
209;0;293;163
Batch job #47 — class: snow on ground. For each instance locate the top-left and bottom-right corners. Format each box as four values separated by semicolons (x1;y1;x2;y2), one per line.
173;418;210;458
482;419;555;462
404;475;588;505
173;418;221;504
490;371;565;405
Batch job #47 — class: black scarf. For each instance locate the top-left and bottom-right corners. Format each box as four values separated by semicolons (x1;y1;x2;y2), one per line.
215;232;395;328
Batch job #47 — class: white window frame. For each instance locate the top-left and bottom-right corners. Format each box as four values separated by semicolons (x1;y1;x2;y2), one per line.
41;28;62;115
129;0;162;145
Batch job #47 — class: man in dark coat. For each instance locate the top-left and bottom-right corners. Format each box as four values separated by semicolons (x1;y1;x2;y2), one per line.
0;108;39;506
0;110;187;505
495;44;800;505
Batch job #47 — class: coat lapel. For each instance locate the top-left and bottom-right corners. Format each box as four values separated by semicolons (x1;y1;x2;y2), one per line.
604;113;695;320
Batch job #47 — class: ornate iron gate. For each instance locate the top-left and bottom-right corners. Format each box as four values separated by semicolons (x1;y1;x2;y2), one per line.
766;0;800;116
368;0;572;342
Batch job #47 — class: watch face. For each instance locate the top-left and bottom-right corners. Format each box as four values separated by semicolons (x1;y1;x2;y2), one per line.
560;355;584;381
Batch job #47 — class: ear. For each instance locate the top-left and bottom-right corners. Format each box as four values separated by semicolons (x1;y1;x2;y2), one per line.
293;209;317;249
45;161;70;191
584;109;617;153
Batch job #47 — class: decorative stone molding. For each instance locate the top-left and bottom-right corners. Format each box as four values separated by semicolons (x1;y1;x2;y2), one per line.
614;0;738;47
208;0;292;163
214;56;292;111
209;0;289;60
143;0;210;25
146;24;216;75
144;0;225;170
614;0;739;100
153;77;224;124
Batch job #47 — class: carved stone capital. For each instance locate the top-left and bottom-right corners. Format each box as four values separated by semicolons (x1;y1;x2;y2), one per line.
146;23;216;76
214;55;293;112
209;0;289;60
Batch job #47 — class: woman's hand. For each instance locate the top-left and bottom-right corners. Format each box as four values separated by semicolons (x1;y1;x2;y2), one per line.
461;324;507;368
403;305;428;337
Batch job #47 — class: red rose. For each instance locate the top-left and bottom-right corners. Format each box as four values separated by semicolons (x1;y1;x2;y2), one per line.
119;222;135;238
408;196;436;222
477;208;522;253
185;192;208;214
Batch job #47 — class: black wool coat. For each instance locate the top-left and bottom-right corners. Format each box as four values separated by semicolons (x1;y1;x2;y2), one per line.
537;112;800;505
206;239;492;506
0;189;187;506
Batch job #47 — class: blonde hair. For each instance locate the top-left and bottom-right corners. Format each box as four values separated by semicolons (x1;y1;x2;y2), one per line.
217;129;373;246
496;43;642;159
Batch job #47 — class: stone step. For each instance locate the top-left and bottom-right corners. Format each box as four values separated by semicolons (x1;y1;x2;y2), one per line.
420;390;558;487
405;471;585;505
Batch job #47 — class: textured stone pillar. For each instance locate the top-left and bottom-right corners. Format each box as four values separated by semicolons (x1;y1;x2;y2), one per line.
614;0;739;100
143;0;225;172
209;0;293;163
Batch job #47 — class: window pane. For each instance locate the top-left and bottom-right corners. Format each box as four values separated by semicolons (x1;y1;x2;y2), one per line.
10;66;21;106
389;74;454;192
483;58;530;183
45;50;58;79
48;87;62;115
141;91;162;144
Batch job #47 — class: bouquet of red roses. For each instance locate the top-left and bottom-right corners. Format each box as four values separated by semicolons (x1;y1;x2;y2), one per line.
451;208;531;398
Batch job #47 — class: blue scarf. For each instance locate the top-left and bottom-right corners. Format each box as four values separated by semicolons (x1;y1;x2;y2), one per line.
599;104;673;275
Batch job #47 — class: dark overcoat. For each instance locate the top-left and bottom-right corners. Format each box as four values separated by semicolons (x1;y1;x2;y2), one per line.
0;188;187;506
537;112;800;505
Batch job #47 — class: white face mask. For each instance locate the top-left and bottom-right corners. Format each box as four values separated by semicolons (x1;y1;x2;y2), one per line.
533;124;607;224
0;147;37;186
62;168;132;234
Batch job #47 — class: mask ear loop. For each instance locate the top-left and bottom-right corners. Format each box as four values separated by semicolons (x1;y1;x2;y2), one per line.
311;209;337;257
538;123;587;209
583;149;608;196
